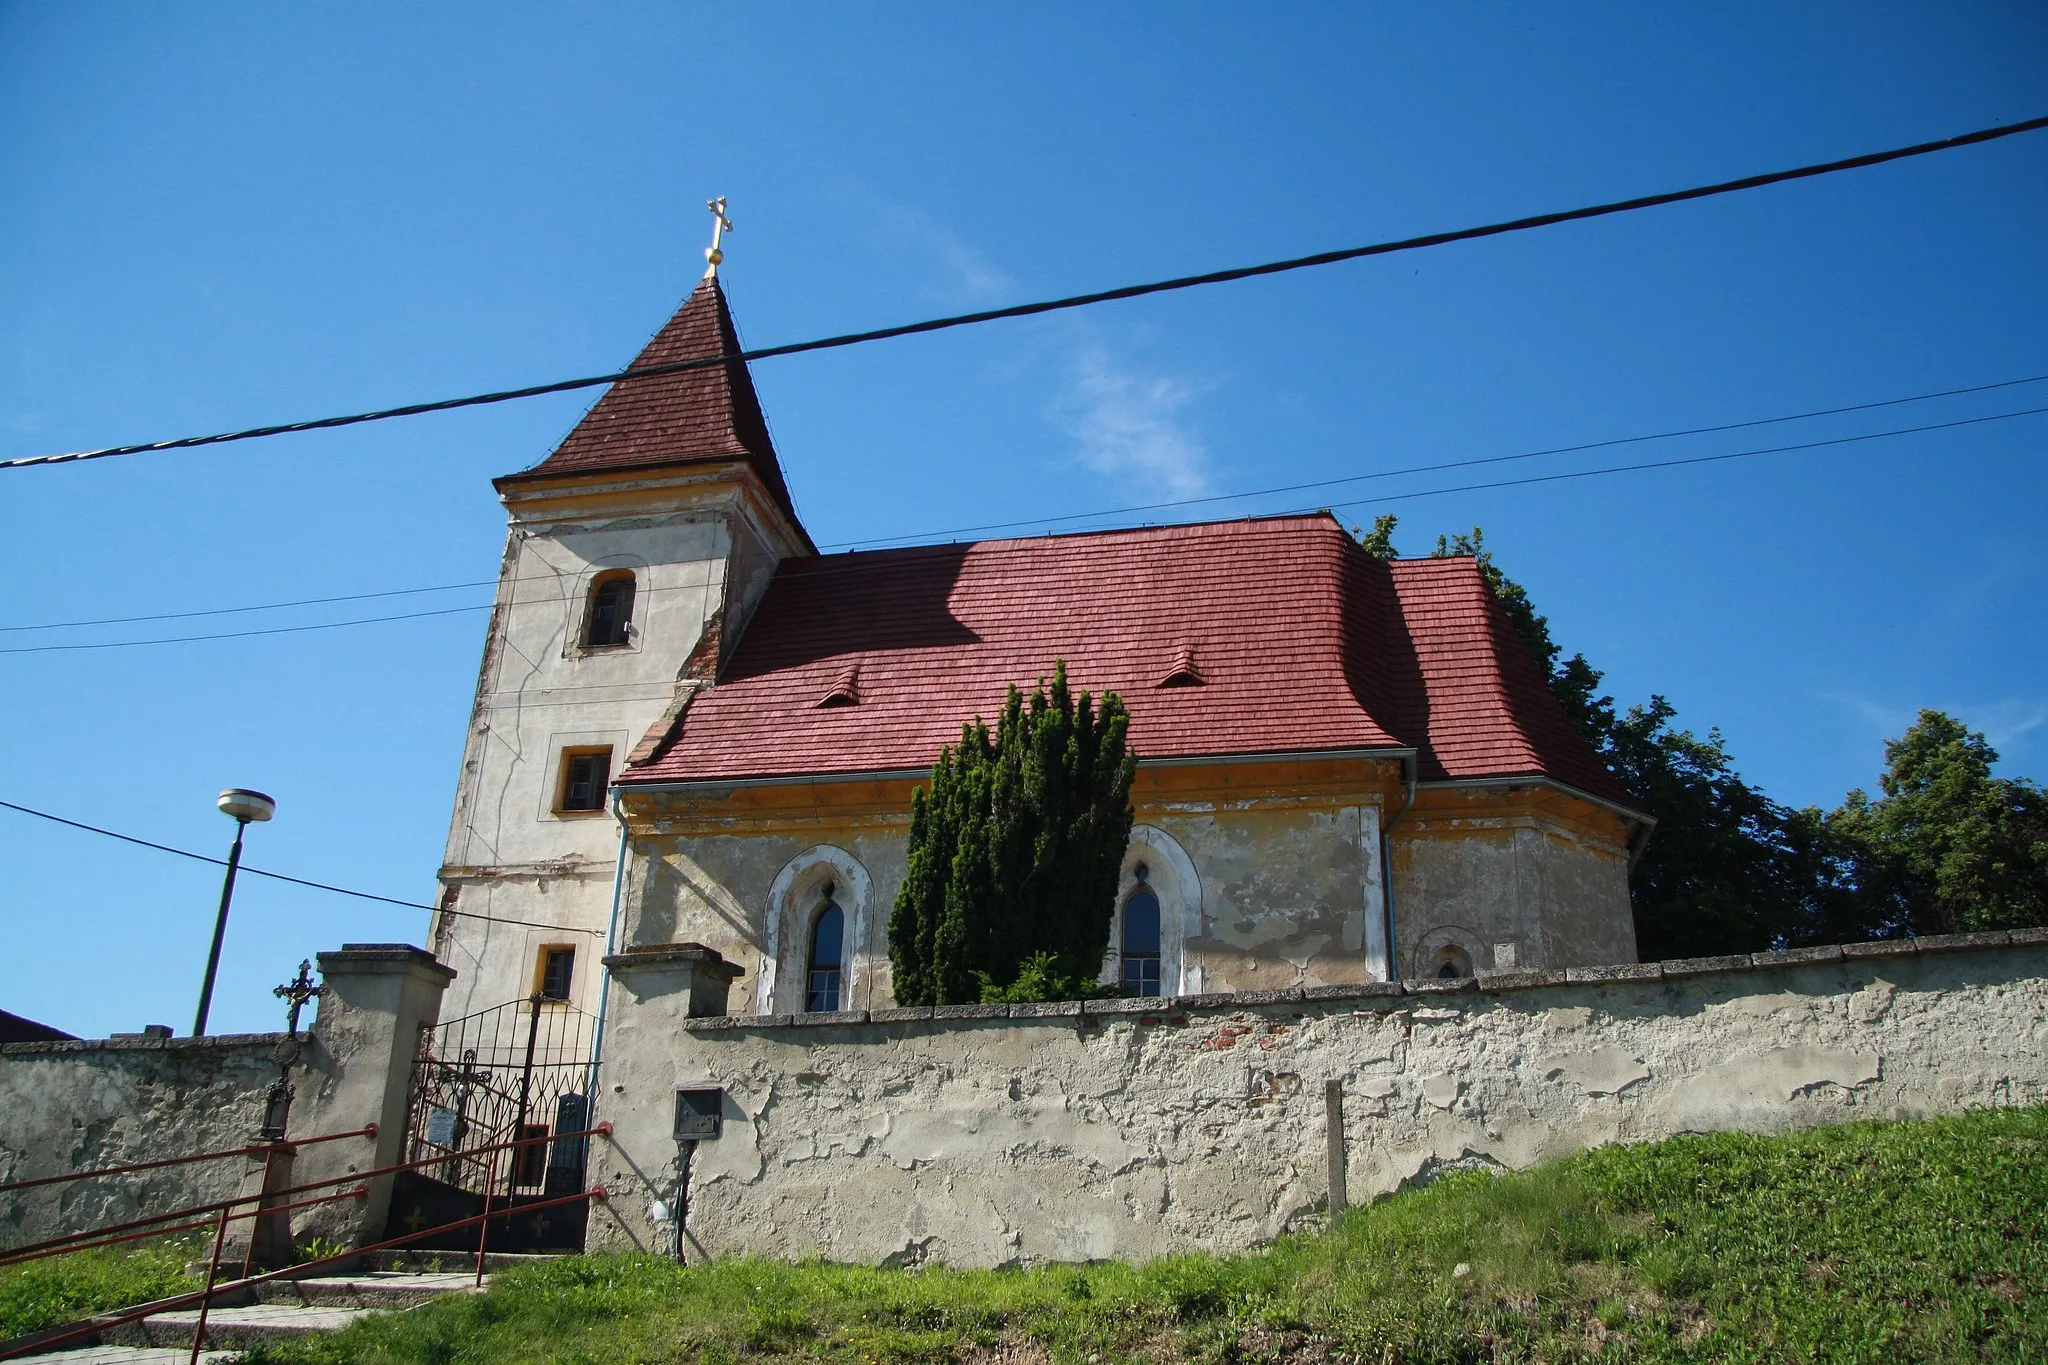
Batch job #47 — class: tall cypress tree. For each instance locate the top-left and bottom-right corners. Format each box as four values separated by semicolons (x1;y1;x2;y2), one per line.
888;661;1137;1005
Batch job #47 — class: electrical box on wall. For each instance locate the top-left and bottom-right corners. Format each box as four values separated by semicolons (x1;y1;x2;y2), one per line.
674;1087;724;1140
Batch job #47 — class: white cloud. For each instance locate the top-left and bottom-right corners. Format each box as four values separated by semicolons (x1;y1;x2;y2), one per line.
1054;347;1213;499
1973;700;2048;754
870;202;1011;306
1820;691;2048;766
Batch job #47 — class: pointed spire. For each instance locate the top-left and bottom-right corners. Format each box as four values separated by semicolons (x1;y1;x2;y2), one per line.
498;277;809;546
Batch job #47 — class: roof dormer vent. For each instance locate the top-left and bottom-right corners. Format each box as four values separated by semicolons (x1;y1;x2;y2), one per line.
817;661;861;708
1158;645;1204;688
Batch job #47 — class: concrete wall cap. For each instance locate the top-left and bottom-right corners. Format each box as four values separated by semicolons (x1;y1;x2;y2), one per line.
1300;982;1405;1002
626;938;2048;1041
867;1007;935;1023
1230;988;1306;1005
1081;997;1153;1015
1842;939;1919;960
601;943;744;981
1475;969;1568;991
1660;954;1753;978
1;1032;287;1057
317;945;457;981
930;1003;1009;1020
1007;1000;1082;1018
1404;975;1479;994
1913;931;2013;954
1752;946;1844;968
1565;963;1665;984
788;1010;869;1027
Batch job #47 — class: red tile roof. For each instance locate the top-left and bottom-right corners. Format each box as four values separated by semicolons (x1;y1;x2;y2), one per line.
621;513;1640;811
496;278;809;545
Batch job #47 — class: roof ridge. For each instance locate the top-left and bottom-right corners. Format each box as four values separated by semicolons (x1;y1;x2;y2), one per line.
796;512;1349;570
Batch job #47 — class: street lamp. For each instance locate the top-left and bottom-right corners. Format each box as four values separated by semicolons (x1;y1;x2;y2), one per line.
192;787;276;1036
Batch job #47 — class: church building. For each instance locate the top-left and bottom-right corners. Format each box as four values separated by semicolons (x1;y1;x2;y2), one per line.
432;263;1650;1024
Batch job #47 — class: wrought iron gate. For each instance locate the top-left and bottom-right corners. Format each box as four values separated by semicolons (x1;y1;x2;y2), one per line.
387;996;598;1253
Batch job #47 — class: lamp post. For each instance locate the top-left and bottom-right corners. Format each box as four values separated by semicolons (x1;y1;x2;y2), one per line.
192;788;276;1037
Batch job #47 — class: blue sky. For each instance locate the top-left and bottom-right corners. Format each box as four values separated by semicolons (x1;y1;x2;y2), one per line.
3;4;2044;1037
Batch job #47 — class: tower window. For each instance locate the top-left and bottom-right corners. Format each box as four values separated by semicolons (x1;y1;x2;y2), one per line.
806;886;844;1012
555;747;612;813
1121;872;1162;998
536;945;576;1002
582;573;636;649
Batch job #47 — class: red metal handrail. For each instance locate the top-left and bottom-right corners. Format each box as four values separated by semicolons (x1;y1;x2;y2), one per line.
0;1123;610;1267
0;1184;608;1362
0;1124;378;1195
0;1186;369;1266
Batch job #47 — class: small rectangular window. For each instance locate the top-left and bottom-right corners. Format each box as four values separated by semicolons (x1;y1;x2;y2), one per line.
555;747;611;813
536;945;575;1002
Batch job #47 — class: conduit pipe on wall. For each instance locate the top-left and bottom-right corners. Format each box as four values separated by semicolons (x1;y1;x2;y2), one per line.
586;787;631;1115
1378;755;1418;982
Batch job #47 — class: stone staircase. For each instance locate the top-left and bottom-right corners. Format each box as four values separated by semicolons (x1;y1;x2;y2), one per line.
9;1269;493;1361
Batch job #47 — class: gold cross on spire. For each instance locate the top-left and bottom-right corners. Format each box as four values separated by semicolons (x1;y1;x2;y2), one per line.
703;196;733;278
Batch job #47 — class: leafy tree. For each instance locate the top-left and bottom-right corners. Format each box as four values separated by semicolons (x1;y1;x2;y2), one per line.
1357;517;1823;957
888;661;1137;1005
1356;518;2048;952
1827;711;2048;937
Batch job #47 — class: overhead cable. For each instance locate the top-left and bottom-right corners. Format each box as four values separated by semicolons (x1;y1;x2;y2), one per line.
0;798;603;935
823;370;2048;550
7;400;2044;655
6;367;2046;641
1321;404;2048;514
4;113;2043;474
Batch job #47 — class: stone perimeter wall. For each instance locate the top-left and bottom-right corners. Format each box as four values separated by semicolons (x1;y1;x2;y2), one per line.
0;1033;284;1248
590;930;2048;1268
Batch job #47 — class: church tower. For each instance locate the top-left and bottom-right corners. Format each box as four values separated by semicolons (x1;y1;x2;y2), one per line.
432;265;811;1017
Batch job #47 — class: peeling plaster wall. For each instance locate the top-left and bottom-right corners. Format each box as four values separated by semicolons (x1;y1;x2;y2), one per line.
1151;806;1375;992
631;824;912;1012
1393;818;1633;974
587;941;2048;1268
0;1035;281;1248
437;466;808;1020
621;774;1637;1017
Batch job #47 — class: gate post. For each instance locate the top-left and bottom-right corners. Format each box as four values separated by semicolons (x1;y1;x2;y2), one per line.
290;944;456;1251
587;943;741;1255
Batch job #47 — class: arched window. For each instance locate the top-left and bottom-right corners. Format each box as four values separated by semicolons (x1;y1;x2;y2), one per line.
1120;867;1162;998
806;886;845;1012
582;572;636;649
1433;944;1473;979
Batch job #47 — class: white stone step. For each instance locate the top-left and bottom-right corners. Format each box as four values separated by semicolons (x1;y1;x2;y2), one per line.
30;1350;239;1365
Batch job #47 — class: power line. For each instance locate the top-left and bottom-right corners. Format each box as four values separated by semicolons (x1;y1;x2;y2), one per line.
6;113;2043;475
4;401;2042;655
1321;403;2048;515
0;798;603;936
0;603;493;654
0;579;500;633
822;370;2048;550
7;366;2045;642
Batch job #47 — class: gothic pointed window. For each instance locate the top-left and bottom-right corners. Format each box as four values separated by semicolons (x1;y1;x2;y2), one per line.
806;886;845;1012
1121;868;1162;998
583;572;636;649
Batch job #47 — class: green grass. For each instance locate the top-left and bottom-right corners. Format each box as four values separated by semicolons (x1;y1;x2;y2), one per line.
0;1233;202;1338
246;1107;2048;1362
